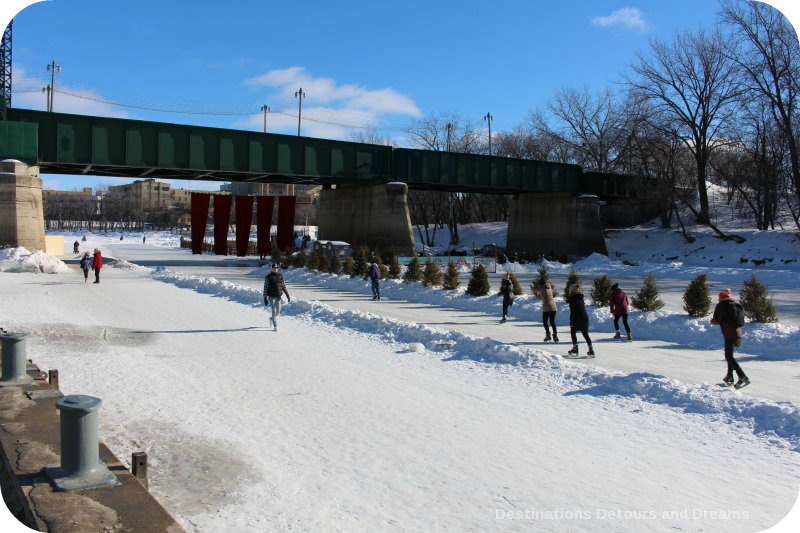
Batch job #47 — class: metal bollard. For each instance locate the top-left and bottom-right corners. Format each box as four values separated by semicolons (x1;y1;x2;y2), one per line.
132;451;148;489
0;332;33;387
46;395;120;491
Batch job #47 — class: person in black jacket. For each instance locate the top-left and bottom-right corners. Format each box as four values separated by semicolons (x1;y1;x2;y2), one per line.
567;284;594;357
710;288;749;388
263;264;290;331
498;273;513;323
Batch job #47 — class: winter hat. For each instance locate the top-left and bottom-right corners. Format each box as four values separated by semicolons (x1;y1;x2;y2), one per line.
569;283;579;293
718;288;732;301
611;283;619;290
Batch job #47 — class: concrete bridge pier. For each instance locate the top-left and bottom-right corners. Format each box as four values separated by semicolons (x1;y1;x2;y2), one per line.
0;160;46;250
506;192;607;260
317;182;416;256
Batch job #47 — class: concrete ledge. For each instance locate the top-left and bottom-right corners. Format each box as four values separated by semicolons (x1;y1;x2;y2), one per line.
0;362;184;532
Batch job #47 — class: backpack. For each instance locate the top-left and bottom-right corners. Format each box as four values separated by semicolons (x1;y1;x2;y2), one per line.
726;301;746;328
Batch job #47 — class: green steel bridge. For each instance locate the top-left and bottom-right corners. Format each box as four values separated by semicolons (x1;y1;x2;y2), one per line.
1;108;635;197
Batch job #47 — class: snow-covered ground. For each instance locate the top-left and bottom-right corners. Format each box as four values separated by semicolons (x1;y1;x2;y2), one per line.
2;216;800;532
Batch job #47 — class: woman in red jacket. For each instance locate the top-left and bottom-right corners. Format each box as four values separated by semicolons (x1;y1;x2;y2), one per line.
610;283;632;341
91;248;103;284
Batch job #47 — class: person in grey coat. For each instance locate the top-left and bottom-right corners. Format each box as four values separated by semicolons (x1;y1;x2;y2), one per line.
263;264;290;331
79;252;92;283
368;261;382;300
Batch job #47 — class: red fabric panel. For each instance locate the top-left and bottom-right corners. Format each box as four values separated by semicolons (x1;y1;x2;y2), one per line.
213;194;233;255
276;195;297;251
190;193;211;255
256;196;275;257
234;196;254;257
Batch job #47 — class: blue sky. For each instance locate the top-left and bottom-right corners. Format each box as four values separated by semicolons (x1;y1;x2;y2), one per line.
2;0;799;192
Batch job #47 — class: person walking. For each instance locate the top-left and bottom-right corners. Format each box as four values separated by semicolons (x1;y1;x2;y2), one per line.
535;279;558;342
263;263;290;331
498;273;514;323
79;252;92;283
368;260;382;300
710;289;749;389
567;284;594;357
610;283;632;341
91;249;103;284
73;240;80;254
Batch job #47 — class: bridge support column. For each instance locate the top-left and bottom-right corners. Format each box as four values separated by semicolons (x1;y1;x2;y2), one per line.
318;182;415;256
0;160;45;250
506;192;607;260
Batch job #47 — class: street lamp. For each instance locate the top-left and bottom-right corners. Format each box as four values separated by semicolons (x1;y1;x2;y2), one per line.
484;112;493;155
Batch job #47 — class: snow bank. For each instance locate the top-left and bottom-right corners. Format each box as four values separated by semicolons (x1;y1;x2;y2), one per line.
0;247;71;274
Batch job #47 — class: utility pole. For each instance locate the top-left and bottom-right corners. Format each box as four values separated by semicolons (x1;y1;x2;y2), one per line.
46;59;60;112
484;112;493;155
260;104;271;133
445;122;453;152
294;88;306;136
41;85;51;112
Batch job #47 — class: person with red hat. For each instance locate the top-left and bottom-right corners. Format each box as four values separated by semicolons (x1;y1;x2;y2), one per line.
710;288;749;389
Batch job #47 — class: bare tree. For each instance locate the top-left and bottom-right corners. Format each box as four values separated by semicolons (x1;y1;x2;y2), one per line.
346;127;397;147
627;28;743;225
404;111;483;153
528;87;634;172
720;0;800;227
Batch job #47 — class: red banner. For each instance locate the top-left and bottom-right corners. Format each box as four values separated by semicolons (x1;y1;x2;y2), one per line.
256;196;275;258
276;195;297;251
234;196;254;257
190;193;211;255
213;195;233;255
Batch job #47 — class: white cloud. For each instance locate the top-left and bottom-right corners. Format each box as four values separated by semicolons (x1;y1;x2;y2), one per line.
591;7;648;31
244;66;422;122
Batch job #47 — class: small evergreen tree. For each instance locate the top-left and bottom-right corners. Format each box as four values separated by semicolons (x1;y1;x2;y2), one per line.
306;250;320;271
330;253;342;275
590;275;613;307
379;264;389;279
292;251;307;269
683;273;711;317
531;265;557;298
342;256;355;277
442;261;460;290
465;264;490;296
563;269;582;302
740;274;778;323
270;248;284;269
422;259;443;287
318;255;330;273
403;256;423;283
631;272;665;312
387;251;402;279
354;246;370;278
508;272;523;295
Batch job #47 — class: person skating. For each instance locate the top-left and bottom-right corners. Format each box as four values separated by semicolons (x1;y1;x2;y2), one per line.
91;249;103;284
710;289;749;389
535;278;558;342
73;240;80;254
610;283;632;341
263;263;290;331
368;260;382;300
567;284;594;357
79;252;92;283
498;273;513;323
